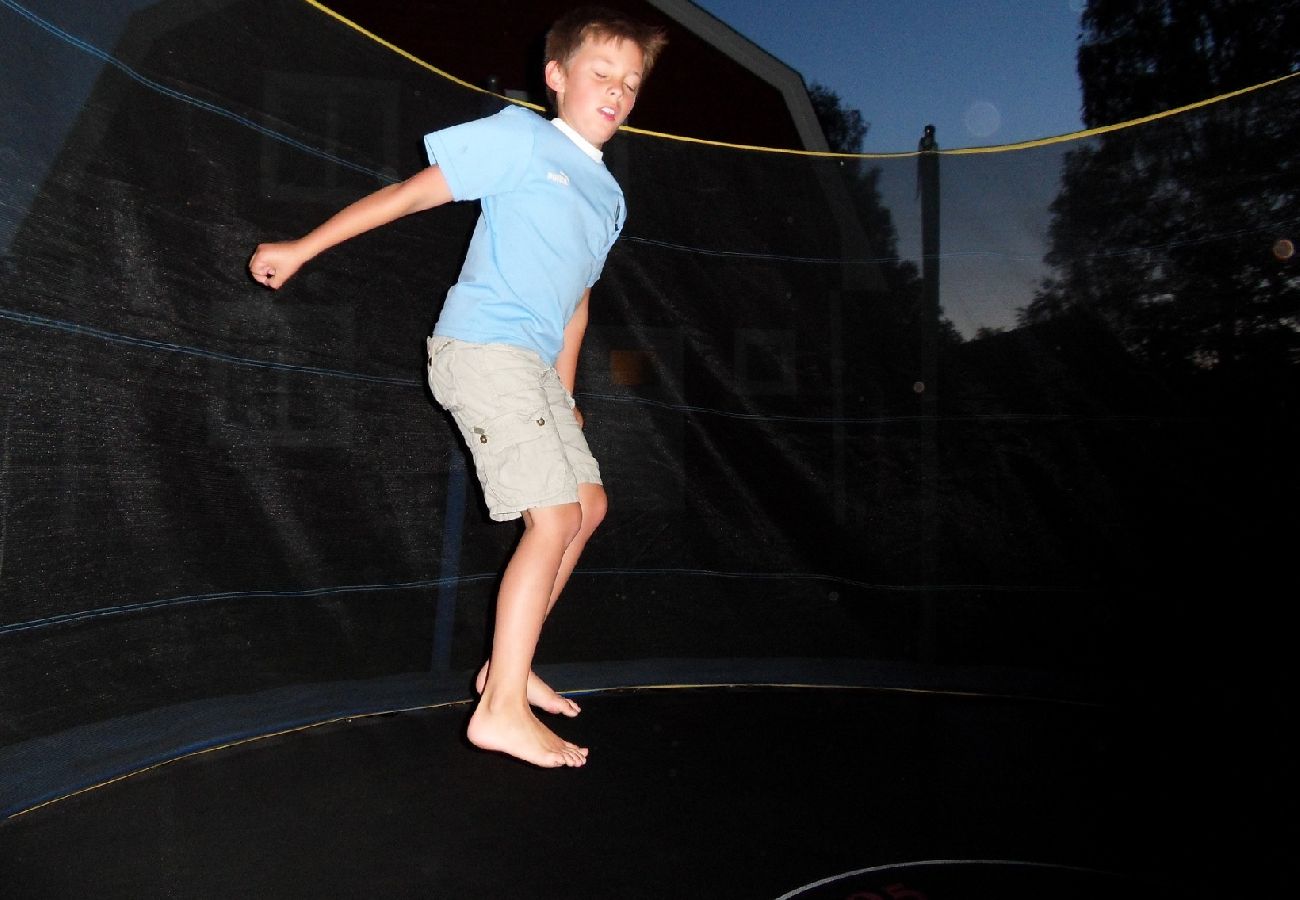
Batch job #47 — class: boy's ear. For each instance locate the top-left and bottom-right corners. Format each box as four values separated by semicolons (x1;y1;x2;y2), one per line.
544;59;566;96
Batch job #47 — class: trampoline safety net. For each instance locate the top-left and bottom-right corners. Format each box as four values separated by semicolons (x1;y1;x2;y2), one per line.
1;0;1296;814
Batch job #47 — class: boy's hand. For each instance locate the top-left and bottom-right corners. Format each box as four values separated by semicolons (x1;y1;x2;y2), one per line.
248;241;306;290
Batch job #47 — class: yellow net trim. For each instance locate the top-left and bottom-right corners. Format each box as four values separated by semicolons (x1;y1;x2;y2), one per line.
303;0;1300;158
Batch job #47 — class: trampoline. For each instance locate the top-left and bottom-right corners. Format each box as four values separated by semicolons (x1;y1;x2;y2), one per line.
2;679;1187;898
1;1;1294;897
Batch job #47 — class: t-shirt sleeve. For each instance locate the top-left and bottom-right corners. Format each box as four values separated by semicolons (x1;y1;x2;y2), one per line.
423;107;534;202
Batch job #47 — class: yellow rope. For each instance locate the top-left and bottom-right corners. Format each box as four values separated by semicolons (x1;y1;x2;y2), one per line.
300;0;542;111
620;69;1300;156
302;0;1298;158
940;69;1300;156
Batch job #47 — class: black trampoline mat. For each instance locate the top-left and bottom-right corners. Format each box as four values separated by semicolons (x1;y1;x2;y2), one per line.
0;686;1217;898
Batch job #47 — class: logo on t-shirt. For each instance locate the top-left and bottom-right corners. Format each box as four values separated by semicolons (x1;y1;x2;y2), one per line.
546;170;571;187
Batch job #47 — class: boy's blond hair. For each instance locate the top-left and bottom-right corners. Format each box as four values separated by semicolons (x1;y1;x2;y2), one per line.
544;6;669;108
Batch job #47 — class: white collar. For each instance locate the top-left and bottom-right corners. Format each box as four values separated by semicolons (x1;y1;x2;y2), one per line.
551;117;604;162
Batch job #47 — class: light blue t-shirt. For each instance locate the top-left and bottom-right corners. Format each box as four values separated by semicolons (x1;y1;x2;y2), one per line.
424;106;626;366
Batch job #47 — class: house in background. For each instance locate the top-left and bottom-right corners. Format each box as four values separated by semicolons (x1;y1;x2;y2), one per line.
323;0;830;151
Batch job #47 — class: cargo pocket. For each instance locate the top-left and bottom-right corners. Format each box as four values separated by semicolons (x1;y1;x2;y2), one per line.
476;405;569;511
426;339;460;411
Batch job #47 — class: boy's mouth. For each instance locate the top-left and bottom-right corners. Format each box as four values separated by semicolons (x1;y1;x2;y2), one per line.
598;106;617;121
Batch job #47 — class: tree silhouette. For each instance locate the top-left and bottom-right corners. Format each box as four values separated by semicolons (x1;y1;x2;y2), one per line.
1025;0;1300;388
809;81;941;345
808;82;868;159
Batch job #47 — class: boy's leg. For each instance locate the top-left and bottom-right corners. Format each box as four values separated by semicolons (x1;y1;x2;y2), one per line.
468;501;589;768
428;339;602;738
546;483;608;616
477;481;607;716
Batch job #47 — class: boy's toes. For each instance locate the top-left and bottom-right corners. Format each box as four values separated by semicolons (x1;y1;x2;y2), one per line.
542;694;581;717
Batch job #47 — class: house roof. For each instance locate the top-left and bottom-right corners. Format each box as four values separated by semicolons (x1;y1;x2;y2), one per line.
642;0;828;151
318;0;827;151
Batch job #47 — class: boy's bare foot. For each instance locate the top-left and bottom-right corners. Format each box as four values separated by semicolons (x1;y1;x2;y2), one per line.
466;704;588;768
476;662;581;717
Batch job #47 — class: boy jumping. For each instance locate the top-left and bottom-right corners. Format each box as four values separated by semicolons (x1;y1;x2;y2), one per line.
248;7;667;768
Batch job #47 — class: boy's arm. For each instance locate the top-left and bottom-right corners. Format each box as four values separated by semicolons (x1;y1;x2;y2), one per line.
249;165;454;289
555;290;590;425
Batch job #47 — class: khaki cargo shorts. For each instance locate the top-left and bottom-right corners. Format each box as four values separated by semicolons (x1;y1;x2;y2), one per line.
426;337;601;521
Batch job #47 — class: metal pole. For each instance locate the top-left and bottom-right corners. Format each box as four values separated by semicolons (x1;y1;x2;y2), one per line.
917;124;940;663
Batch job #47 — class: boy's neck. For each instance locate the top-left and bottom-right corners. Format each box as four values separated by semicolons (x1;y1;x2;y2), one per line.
551;117;604;162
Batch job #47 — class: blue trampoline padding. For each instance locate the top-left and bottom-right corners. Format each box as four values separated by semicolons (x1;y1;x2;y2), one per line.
0;672;464;820
0;656;1111;820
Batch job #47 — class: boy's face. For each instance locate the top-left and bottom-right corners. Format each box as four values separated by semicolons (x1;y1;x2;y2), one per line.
545;35;645;149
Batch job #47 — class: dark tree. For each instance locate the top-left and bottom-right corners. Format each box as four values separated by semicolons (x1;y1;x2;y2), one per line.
1025;0;1300;384
808;81;926;315
808;81;869;157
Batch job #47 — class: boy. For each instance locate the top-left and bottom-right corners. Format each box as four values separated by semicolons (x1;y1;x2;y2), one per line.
248;8;667;768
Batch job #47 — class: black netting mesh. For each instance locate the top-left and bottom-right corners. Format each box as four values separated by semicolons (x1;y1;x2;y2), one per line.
2;0;1296;814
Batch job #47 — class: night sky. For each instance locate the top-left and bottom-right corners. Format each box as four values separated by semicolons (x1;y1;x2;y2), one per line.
692;0;1087;153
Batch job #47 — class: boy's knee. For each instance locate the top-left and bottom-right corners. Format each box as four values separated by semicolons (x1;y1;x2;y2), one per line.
527;502;583;545
579;484;608;533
